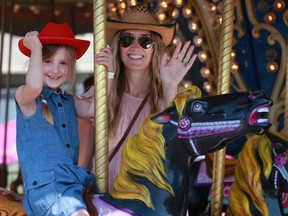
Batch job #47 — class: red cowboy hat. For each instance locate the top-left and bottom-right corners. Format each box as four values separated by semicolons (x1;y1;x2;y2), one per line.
18;22;90;59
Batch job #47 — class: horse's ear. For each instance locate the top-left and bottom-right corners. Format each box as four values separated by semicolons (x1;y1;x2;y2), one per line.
152;113;172;124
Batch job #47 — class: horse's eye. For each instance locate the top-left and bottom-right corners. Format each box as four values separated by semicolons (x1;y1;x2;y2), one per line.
193;102;203;112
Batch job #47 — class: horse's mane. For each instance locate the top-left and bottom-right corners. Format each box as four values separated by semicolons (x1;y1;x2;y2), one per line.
226;133;273;216
111;86;201;209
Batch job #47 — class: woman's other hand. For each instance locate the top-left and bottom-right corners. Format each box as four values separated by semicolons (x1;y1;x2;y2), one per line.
95;47;116;72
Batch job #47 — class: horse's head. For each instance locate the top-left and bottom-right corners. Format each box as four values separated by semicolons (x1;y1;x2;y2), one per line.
153;88;273;155
266;132;288;196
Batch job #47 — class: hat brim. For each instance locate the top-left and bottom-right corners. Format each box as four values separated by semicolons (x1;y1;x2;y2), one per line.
107;20;176;47
18;37;90;59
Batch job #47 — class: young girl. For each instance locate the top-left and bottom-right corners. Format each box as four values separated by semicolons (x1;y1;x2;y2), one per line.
16;22;95;216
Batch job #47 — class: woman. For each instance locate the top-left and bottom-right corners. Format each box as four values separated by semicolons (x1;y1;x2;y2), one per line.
78;4;197;192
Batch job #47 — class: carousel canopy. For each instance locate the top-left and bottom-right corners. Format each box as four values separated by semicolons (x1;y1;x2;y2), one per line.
0;0;93;36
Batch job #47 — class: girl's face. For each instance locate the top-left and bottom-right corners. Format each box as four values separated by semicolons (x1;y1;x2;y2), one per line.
119;29;154;72
42;47;70;90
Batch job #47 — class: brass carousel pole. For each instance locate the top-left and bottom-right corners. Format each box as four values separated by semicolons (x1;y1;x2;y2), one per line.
92;0;108;193
0;0;8;188
211;0;235;215
281;45;288;136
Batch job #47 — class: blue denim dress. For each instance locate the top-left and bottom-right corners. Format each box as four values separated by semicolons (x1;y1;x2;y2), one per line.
16;86;95;216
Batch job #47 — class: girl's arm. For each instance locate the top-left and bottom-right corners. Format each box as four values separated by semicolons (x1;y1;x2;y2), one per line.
15;31;43;116
77;118;95;169
160;41;197;107
74;94;94;119
76;87;95;169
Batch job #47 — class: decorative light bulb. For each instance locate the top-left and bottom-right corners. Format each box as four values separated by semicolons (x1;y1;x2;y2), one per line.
267;62;278;72
174;0;183;7
158;13;166;21
193;36;203;47
200;67;210;78
183;7;192;18
203;82;212;92
172;8;179;19
198;51;207;62
188;20;198;32
161;1;168;8
264;12;276;24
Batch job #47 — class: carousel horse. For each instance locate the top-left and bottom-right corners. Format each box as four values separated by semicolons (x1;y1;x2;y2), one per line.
91;86;273;216
226;131;288;216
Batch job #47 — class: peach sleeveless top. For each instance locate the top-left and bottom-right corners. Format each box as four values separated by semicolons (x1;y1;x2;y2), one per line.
108;93;163;192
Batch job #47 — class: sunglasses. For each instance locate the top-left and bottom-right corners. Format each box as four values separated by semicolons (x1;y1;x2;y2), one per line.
118;35;154;49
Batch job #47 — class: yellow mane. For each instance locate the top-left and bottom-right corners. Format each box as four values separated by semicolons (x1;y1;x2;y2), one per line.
111;86;201;209
226;134;273;216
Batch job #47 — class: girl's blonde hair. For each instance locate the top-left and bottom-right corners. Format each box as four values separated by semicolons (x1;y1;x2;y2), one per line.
41;45;77;125
108;31;166;128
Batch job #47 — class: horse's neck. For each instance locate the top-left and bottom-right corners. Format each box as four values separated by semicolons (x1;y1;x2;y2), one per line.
135;151;192;216
164;136;192;181
154;141;192;215
99;144;192;216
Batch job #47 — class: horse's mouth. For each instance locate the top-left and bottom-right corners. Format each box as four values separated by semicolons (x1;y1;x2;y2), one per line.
249;105;270;126
177;106;271;139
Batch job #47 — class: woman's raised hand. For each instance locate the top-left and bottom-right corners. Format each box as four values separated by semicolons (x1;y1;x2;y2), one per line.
160;41;197;88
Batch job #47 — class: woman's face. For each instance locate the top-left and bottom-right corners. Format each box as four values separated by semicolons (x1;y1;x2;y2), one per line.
118;29;154;73
42;47;70;90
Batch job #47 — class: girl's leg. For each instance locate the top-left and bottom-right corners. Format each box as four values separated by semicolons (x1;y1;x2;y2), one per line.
71;208;90;216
